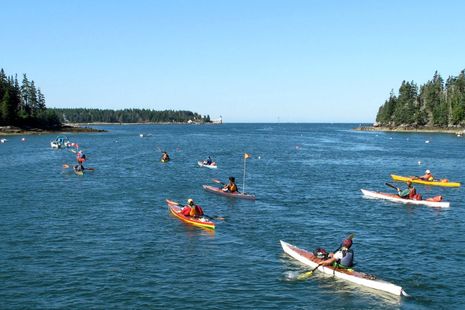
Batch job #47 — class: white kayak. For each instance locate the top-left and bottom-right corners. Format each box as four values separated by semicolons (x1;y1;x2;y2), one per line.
361;189;450;208
197;161;218;169
280;240;408;296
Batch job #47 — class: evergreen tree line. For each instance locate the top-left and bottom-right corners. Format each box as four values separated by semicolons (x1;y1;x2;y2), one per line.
50;108;212;124
0;68;61;128
376;70;465;127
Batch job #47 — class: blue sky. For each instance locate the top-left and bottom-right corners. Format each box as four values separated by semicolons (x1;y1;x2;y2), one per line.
2;1;464;122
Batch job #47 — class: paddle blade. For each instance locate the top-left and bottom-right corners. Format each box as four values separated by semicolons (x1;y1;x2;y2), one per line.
63;164;69;169
346;233;355;240
212;179;224;185
296;271;314;280
166;199;181;206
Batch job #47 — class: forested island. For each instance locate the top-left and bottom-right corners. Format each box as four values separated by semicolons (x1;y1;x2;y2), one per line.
50;108;211;124
373;69;465;130
0;68;61;130
1;68;212;135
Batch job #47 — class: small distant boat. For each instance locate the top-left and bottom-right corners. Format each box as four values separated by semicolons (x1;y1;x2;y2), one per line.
50;135;70;149
198;161;218;169
361;189;450;208
0;138;7;143
202;185;256;200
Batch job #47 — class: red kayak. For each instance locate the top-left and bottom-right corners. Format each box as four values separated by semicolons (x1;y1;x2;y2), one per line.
202;185;256;200
166;199;215;230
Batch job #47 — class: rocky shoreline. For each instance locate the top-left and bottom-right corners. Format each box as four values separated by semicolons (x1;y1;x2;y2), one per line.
355;126;465;135
0;125;106;136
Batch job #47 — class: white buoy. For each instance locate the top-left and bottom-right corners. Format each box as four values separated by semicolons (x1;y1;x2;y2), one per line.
418;161;422;165
425;140;430;143
258;156;261;160
21;137;26;142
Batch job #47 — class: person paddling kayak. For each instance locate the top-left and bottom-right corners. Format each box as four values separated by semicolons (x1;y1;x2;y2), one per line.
222;176;238;193
181;199;204;218
418;169;434;181
204;156;213;165
397;181;419;199
161;151;170;162
76;150;86;169
319;238;354;268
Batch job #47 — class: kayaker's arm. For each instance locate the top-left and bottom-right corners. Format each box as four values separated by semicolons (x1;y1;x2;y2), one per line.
318;254;337;266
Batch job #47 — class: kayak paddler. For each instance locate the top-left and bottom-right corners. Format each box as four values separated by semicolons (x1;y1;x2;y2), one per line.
222;176;238;193
204;156;213;165
161;151;170;162
418;169;434;181
76;150;86;169
319;238;354;268
181;199;204;218
397;181;418;199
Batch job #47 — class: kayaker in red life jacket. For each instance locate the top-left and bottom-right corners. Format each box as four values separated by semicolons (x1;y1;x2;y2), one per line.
398;181;418;199
418;169;434;181
181;199;204;218
76;150;86;169
76;150;86;163
222;177;238;193
319;239;354;268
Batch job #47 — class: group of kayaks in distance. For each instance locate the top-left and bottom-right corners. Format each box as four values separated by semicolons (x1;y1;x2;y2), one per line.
52;136;95;175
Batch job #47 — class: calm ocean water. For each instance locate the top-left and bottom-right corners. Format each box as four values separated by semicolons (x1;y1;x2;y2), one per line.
1;123;464;309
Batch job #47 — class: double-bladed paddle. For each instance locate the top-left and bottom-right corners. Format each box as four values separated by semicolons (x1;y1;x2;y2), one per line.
385;182;401;192
212;179;225;185
63;164;95;171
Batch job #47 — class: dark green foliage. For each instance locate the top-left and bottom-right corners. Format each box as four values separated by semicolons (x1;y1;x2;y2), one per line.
49;108;211;124
376;70;465;127
0;68;60;128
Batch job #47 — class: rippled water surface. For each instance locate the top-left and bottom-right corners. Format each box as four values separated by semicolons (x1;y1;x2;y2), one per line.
1;124;464;309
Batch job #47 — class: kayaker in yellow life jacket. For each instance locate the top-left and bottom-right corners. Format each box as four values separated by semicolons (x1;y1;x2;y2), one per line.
419;169;434;181
319;239;354;268
222;177;238;193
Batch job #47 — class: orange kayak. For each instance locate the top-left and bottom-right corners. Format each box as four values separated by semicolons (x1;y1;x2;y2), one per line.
166;199;215;230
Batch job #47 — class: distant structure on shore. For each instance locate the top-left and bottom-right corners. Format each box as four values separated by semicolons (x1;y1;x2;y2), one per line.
211;116;223;124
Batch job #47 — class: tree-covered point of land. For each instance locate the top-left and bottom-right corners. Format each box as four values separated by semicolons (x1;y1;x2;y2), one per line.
0;68;61;128
50;108;211;124
376;70;465;127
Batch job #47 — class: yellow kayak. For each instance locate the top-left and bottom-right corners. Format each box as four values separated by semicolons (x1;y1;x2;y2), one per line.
391;174;461;187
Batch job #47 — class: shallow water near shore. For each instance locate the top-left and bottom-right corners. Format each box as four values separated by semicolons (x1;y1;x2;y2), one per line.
1;123;464;309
